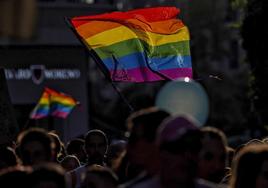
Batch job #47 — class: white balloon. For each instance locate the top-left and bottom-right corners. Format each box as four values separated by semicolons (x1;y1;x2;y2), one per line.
155;78;209;127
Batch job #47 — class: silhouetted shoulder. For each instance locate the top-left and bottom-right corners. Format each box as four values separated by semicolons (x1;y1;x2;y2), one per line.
129;175;161;188
196;178;227;188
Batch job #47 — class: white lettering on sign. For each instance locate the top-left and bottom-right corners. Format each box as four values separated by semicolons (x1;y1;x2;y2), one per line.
5;70;14;79
15;69;32;79
4;66;81;84
44;69;81;79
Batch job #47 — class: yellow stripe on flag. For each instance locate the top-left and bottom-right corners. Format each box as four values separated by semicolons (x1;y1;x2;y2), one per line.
85;26;190;49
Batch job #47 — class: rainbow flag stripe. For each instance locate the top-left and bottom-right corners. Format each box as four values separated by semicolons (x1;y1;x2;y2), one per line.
71;7;192;82
46;88;77;119
30;90;50;119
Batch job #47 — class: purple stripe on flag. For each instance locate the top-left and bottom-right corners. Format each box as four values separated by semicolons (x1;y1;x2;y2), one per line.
110;67;192;82
30;108;49;119
31;114;48;119
51;110;69;118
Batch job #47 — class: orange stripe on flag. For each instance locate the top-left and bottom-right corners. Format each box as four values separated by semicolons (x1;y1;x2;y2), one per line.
76;19;184;39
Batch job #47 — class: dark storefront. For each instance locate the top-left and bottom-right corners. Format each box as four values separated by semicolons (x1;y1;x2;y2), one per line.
1;46;89;142
0;1;117;142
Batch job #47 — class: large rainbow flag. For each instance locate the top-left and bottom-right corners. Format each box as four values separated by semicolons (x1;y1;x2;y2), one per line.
30;87;77;119
70;7;192;82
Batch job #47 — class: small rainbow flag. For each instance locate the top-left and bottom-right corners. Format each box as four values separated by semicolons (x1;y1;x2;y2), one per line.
46;88;77;119
30;89;50;119
70;7;192;82
30;88;78;119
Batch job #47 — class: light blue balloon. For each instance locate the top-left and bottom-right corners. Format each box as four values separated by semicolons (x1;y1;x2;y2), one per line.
155;78;209;127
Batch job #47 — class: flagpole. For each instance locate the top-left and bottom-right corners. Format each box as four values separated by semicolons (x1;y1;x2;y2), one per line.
22;118;30;131
64;17;134;113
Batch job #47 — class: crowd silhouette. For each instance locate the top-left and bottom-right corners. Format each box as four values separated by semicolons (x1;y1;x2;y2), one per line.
1;105;268;188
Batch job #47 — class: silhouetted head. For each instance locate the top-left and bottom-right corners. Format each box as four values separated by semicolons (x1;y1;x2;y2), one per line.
81;164;118;188
106;140;127;173
0;166;32;187
48;132;63;162
197;126;228;183
66;138;86;164
84;130;108;166
231;145;268;188
17;128;54;166
29;163;67;188
60;155;80;171
126;107;170;175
